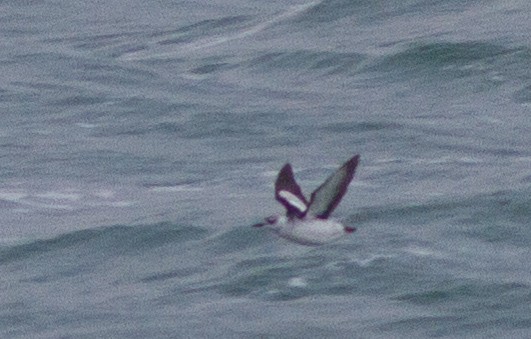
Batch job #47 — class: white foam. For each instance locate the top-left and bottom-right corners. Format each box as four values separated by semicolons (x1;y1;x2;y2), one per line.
0;191;28;202
35;192;81;201
355;254;395;267
0;185;136;212
149;185;203;193
288;277;307;288
403;246;444;259
92;190;115;198
86;200;135;207
0;237;32;247
74;123;99;129
108;201;135;207
19;200;74;210
120;1;321;61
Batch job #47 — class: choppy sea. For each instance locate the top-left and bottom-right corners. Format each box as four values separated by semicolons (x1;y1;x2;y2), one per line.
1;0;530;337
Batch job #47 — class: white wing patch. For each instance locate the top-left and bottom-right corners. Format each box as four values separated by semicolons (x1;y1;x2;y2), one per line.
278;190;307;214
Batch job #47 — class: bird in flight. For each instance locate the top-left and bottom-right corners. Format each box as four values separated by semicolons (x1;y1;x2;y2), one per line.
254;155;360;245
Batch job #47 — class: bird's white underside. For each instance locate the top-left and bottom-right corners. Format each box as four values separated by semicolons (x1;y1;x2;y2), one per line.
270;216;345;246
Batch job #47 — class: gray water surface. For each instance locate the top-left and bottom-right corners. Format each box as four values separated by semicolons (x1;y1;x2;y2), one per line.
1;0;530;337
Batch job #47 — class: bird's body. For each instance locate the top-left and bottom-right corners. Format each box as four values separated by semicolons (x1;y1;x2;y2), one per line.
267;215;351;246
254;155;360;246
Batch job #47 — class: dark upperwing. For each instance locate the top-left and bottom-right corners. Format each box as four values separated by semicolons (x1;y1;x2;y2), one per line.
275;163;308;218
307;155;360;219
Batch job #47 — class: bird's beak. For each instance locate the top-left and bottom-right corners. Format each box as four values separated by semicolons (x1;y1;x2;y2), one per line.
344;226;356;233
253;222;265;227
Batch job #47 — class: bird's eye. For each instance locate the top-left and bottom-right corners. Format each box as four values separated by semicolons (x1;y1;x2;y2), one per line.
266;216;278;224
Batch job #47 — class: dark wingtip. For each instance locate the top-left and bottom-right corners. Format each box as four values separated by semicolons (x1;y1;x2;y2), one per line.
344;226;356;233
280;163;292;174
349;154;360;167
276;163;293;187
345;154;360;180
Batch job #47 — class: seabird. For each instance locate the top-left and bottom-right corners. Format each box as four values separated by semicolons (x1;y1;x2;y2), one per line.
254;155;360;245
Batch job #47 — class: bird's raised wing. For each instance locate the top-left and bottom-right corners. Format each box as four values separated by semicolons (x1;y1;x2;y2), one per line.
307;155;360;219
275;163;308;218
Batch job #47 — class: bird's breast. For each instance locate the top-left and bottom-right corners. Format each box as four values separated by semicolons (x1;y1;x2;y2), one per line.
277;217;346;246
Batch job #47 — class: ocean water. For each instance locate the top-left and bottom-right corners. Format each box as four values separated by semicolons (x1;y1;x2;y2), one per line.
1;0;530;337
